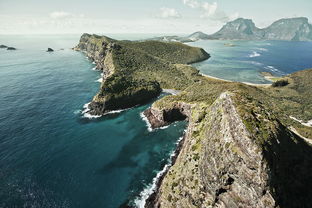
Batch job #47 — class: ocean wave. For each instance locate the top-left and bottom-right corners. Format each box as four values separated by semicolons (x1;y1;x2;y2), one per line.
80;102;131;119
248;51;261;58
140;112;153;132
257;48;268;52
249;61;263;66
92;66;98;71
264;65;280;73
81;102;102;119
133;134;185;208
96;78;103;83
92;61;96;65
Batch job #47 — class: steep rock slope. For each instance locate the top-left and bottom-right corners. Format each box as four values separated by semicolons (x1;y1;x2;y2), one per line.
144;92;312;208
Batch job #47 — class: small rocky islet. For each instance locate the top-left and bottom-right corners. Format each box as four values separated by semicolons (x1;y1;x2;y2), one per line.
1;45;17;50
74;32;312;208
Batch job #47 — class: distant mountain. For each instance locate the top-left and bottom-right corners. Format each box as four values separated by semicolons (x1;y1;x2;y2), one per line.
147;17;312;43
208;17;312;41
187;31;210;41
263;17;312;41
208;18;264;40
145;35;193;43
145;31;211;43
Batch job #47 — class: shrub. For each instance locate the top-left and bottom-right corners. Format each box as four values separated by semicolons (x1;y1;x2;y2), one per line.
272;79;289;87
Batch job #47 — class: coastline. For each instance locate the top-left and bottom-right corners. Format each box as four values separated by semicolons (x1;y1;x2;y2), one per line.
200;73;271;87
135;130;187;208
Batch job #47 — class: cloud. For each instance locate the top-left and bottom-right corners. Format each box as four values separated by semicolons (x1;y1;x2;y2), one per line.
183;0;200;8
159;8;181;19
182;0;239;22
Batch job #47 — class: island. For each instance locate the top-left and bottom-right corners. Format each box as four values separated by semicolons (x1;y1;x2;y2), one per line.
74;33;312;208
7;47;16;50
47;48;54;52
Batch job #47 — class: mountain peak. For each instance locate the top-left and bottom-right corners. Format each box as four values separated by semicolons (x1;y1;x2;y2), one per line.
207;17;312;41
188;31;209;40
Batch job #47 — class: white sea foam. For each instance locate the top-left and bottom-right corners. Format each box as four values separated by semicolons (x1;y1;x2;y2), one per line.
249;61;263;66
92;66;97;71
96;78;103;83
140;112;153;132
103;108;129;115
265;65;279;72
133;135;185;208
81;102;102;119
257;48;268;52
92;61;96;64
249;51;261;58
160;125;170;130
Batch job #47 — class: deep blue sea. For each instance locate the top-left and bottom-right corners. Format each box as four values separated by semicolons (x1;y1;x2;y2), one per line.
1;34;312;208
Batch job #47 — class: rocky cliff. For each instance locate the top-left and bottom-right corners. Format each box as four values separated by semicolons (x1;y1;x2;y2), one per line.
144;92;312;208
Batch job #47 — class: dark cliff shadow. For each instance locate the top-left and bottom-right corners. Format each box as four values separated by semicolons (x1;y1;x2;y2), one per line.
264;124;312;208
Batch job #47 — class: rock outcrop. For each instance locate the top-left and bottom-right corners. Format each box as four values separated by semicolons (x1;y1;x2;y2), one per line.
6;47;16;50
144;92;312;208
0;45;8;49
47;48;54;52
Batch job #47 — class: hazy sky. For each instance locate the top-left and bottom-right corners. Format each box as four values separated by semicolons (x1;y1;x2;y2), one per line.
0;0;311;34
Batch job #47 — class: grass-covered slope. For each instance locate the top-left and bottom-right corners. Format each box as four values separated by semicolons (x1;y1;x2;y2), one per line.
74;34;210;114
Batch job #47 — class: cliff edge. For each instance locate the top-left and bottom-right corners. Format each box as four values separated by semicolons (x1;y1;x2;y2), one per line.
144;92;312;208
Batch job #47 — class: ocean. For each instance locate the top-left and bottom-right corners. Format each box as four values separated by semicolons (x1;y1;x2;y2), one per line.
188;40;312;83
0;34;312;208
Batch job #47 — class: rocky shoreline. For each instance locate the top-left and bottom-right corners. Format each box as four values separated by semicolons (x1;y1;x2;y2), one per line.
142;103;193;207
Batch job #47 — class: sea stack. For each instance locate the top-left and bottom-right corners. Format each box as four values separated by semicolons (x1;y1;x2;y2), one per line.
0;45;8;49
47;48;54;52
7;47;16;50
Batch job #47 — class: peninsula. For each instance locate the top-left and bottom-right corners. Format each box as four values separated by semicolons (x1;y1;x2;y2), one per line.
75;34;312;208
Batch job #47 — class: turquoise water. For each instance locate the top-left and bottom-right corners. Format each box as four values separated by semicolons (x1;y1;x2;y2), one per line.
189;40;312;83
0;35;186;208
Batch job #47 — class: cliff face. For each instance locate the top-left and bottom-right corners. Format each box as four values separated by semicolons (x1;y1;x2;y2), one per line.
144;92;312;208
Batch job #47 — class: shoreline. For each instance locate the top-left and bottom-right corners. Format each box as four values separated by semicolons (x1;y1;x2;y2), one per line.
200;73;271;87
135;130;187;208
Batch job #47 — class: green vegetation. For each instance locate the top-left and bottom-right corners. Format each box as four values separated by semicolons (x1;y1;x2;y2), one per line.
77;34;312;139
76;34;210;113
272;79;289;87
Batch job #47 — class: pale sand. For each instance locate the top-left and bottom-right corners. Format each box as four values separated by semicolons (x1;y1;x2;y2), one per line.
289;127;312;145
200;73;271;87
